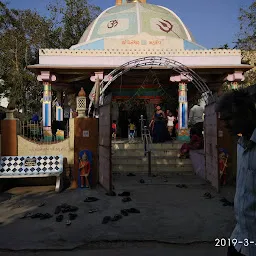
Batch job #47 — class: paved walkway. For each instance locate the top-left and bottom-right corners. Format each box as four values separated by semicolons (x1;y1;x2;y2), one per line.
0;173;235;252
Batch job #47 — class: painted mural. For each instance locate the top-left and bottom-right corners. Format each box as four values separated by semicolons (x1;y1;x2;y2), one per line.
71;2;206;52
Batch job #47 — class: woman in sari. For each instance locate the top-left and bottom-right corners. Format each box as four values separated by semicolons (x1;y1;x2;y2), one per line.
149;105;168;143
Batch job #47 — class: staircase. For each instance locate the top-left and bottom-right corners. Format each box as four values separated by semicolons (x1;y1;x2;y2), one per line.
112;140;194;175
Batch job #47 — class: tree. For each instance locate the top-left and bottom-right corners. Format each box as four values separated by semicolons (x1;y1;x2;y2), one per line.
0;2;55;117
48;0;101;49
0;0;102;118
241;50;256;86
236;2;256;86
237;2;256;50
218;44;230;49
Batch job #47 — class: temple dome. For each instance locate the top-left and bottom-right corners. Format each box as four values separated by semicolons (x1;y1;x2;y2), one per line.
71;2;205;50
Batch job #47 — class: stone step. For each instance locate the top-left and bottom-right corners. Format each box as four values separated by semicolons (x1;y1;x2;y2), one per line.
112;149;179;157
112;164;193;173
112;142;183;150
112;156;191;166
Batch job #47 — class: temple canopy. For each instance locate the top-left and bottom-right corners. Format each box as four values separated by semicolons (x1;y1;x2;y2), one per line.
71;1;204;51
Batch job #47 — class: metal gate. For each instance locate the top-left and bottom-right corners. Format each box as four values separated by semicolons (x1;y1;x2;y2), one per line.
204;102;219;192
94;57;214;192
98;93;112;192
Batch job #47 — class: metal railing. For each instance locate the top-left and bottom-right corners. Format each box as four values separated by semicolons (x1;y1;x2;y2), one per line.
19;120;70;144
140;115;152;177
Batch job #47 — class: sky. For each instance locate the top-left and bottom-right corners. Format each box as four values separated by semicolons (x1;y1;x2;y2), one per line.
7;0;254;49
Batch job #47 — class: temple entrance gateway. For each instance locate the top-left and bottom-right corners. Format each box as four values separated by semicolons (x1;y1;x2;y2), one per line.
28;0;251;192
96;57;212;139
95;56;213;193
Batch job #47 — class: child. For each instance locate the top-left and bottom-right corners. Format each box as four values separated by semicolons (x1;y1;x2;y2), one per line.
112;120;117;139
128;121;136;140
167;111;175;137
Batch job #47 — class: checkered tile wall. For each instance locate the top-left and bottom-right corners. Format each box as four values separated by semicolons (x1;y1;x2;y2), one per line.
0;156;63;176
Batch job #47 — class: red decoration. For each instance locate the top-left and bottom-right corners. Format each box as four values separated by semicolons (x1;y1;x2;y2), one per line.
157;19;173;33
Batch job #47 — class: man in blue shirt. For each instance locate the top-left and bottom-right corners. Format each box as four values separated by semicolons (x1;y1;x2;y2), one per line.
216;89;256;256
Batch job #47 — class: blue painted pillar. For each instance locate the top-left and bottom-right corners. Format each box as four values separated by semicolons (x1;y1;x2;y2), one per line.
42;82;52;126
42;81;52;141
178;82;190;141
37;71;57;142
56;105;63;121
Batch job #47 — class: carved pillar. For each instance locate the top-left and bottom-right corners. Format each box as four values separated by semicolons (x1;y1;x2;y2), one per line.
90;72;112;117
225;71;245;90
37;71;56;141
170;74;192;141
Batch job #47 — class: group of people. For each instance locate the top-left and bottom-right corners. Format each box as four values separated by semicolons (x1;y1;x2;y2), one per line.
149;105;178;143
148;101;205;148
112;119;136;141
111;102;204;146
178;100;205;158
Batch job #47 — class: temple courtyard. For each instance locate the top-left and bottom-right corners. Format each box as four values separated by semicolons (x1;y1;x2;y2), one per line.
0;173;235;255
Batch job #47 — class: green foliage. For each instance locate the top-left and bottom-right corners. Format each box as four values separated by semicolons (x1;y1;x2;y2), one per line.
237;2;256;50
241;50;256;86
0;1;55;114
48;0;101;48
218;44;230;49
0;0;101;117
236;2;256;86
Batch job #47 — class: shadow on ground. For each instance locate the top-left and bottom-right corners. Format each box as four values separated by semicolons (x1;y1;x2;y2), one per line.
0;173;235;251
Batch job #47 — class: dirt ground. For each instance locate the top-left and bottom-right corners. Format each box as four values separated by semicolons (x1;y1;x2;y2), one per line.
0;173;235;255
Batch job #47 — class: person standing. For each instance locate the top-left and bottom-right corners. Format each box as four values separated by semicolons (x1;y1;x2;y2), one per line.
167;111;175;138
215;89;256;256
188;100;204;137
149;105;167;143
128;120;136;141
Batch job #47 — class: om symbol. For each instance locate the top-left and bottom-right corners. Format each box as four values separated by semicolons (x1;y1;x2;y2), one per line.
157;19;173;33
107;20;118;29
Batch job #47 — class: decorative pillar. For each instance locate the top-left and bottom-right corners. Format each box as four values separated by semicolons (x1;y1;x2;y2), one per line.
37;71;56;142
225;71;245;90
1;109;17;156
89;72;112;117
76;88;87;118
170;74;192;141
